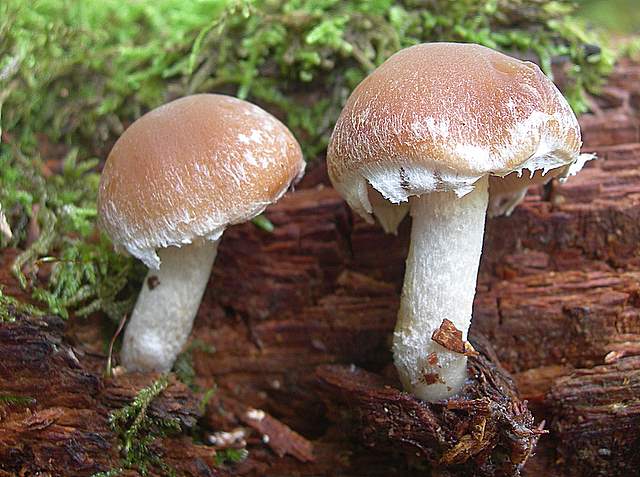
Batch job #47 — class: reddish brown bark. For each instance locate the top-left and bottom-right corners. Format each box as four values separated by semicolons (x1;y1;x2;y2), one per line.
317;335;541;477
0;313;218;476
192;61;640;476
1;62;640;476
548;355;640;476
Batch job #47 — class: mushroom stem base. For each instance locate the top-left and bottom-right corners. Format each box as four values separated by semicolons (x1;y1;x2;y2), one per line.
393;175;488;401
121;239;219;372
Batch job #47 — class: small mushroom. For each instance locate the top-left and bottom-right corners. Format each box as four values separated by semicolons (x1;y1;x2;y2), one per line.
98;94;304;372
327;43;592;401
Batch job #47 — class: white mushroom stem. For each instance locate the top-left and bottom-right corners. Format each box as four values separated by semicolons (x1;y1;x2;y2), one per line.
121;239;219;372
393;175;488;401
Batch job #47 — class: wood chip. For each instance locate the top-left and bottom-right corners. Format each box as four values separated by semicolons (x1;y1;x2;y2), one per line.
421;372;444;385
237;406;314;463
431;319;479;356
431;319;466;354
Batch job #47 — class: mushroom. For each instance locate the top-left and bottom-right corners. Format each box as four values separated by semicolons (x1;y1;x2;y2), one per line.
98;94;304;372
327;43;592;401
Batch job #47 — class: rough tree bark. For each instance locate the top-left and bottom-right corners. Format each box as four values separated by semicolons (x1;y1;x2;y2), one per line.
0;312;216;476
316;333;543;477
1;61;639;476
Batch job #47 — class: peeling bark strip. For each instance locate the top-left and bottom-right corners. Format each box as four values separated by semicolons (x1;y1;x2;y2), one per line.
206;395;315;464
316;336;542;477
237;406;314;462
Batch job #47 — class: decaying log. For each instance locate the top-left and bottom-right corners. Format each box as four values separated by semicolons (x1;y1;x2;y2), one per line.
1;62;640;476
189;62;640;476
473;269;640;372
317;335;541;477
0;312;217;476
548;355;640;476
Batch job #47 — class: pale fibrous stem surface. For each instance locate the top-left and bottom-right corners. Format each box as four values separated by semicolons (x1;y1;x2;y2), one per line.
121;239;219;372
393;175;488;401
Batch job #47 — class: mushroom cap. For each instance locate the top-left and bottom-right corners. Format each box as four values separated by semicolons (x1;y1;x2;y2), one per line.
98;94;305;269
327;42;586;221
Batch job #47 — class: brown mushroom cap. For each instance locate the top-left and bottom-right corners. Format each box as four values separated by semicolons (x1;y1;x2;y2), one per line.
327;42;584;220
98;94;304;268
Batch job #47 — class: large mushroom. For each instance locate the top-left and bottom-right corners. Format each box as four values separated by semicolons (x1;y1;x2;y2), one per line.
327;43;592;401
98;94;304;372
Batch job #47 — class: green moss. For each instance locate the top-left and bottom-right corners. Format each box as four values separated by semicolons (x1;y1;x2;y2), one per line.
97;373;221;476
91;470;122;477
2;0;614;155
198;387;218;415
0;146;142;320
215;448;249;466
620;37;640;60
108;375;181;476
0;287;44;322
173;339;216;390
172;352;198;390
0;0;618;321
0;393;36;406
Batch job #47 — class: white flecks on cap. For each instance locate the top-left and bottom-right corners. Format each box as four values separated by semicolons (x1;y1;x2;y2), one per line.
327;43;590;232
332;105;586;228
98;94;305;269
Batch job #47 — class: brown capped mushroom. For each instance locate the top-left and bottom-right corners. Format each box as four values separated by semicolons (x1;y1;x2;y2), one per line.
327;43;592;401
98;94;304;372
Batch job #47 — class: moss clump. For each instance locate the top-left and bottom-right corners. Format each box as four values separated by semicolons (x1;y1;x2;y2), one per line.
1;0;614;157
172;339;217;390
0;287;44;322
0;0;616;320
90;470;122;477
107;375;181;476
0;147;142;319
621;37;640;60
214;448;249;466
0;393;36;407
